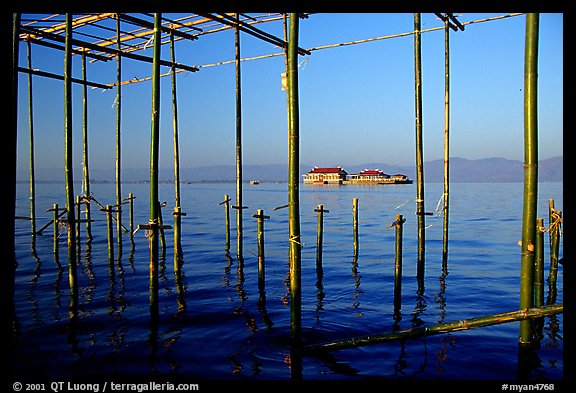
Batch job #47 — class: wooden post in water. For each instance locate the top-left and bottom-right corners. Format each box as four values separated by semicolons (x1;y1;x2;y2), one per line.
392;214;405;320
534;218;545;307
547;199;561;300
103;204;115;263
50;203;60;257
519;12;539;346
148;12;162;319
81;50;92;239
252;209;270;289
126;192;135;243
314;204;328;271
26;39;36;237
115;14;123;254
220;194;231;251
352;198;359;257
64;13;78;315
287;13;302;344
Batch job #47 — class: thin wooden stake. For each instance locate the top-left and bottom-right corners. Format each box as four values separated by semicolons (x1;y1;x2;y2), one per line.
253;209;270;289
220;194;231;251
26;39;36;237
352;198;359;258
442;16;450;262
392;214;405;320
115;13;123;252
314;204;328;272
534;218;545;307
547;199;561;302
234;14;244;259
81;50;92;239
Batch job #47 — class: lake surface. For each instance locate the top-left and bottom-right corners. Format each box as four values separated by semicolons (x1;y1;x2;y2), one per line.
10;181;563;382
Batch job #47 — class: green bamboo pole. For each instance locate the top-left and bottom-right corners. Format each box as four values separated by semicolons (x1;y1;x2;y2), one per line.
547;199;561;299
234;15;244;259
115;13;123;252
149;12;162;318
104;205;114;263
304;303;562;353
287;13;302;343
352;198;359;257
51;203;60;257
81;50;92;239
26;39;36;237
64;13;78;315
442;16;450;262
170;32;183;268
413;13;426;284
519;13;539;346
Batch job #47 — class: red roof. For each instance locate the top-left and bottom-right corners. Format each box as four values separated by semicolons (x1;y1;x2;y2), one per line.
308;167;347;174
358;169;387;176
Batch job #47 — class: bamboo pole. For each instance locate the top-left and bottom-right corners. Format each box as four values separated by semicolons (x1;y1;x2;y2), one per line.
287;13;302;343
170;32;184;269
64;13;78;315
304;303;563;353
81;51;92;239
104;205;114;263
442;16;450;262
413;13;426;286
547;199;561;299
26;39;36;237
149;12;162;318
352;198;359;257
234;15;244;259
519;13;539;346
115;13;123;253
51;203;60;257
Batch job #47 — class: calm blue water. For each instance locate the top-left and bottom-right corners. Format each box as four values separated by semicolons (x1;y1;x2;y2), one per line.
11;181;563;381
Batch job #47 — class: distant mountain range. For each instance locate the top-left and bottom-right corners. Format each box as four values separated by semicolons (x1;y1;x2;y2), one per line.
23;156;563;183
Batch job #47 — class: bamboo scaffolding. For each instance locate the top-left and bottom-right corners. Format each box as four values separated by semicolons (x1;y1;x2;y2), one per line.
287;13;302;344
303;304;563;353
519;13;539;346
413;13;426;291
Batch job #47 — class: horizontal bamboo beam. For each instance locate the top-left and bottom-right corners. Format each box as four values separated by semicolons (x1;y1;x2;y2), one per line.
18;67;111;89
303;303;563;353
24;36;110;61
19;26;199;74
118;14;198;41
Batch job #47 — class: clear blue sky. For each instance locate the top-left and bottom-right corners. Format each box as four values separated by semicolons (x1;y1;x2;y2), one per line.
16;13;563;177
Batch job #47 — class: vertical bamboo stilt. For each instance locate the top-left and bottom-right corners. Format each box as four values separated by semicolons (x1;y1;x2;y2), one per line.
127;192;135;243
149;12;162;319
26;39;36;237
81;51;92;239
234;15;244;259
170;32;183;271
352;198;359;258
105;205;114;264
115;14;123;254
287;13;302;345
52;203;60;257
64;13;78;316
413;13;426;291
442;16;450;263
519;12;539;346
